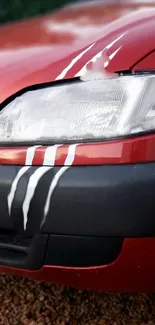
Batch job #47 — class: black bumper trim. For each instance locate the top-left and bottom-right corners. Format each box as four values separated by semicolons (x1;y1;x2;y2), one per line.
0;231;124;269
0;163;155;237
46;235;124;267
42;163;155;237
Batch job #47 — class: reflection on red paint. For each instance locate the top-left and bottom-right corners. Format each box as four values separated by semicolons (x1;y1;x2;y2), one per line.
0;147;27;165
0;1;155;101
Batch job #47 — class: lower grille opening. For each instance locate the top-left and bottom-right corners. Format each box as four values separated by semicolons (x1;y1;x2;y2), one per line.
0;231;48;270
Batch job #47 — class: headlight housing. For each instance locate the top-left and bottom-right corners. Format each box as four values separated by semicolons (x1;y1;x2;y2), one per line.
0;75;155;143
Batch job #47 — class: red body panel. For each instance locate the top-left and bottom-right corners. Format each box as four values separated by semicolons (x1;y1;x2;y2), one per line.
1;238;155;292
1;133;155;166
1;0;155;291
134;51;155;70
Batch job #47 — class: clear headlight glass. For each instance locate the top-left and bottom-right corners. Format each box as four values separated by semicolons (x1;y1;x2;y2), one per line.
0;75;155;143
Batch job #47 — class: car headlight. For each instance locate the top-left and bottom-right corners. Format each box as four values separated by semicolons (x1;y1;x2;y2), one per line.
0;75;155;143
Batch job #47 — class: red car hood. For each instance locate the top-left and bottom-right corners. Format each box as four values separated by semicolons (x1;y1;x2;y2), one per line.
0;0;155;102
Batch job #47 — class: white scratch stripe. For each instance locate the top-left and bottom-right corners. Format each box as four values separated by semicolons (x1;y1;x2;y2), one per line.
22;166;52;230
56;43;95;80
43;144;61;166
106;34;124;50
42;144;78;226
64;143;78;165
75;49;104;77
42;166;69;226
7;146;40;215
7;166;30;215
109;47;121;60
25;145;41;165
75;34;124;77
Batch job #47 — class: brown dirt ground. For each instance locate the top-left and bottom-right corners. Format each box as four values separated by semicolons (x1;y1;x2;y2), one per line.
0;275;155;325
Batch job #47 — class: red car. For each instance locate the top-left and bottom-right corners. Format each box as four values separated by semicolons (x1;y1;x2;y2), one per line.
1;0;155;292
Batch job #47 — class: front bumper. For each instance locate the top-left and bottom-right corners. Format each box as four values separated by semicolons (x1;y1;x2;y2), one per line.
0;162;155;277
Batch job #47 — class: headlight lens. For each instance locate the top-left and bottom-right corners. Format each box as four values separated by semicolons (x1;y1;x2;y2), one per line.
1;75;155;143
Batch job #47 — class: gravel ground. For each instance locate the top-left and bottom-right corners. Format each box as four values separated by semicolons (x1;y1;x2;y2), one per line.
0;275;155;325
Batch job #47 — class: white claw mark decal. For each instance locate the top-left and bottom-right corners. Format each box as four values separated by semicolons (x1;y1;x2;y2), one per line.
43;144;61;165
42;166;69;227
55;43;95;80
22;166;52;230
75;49;104;77
42;144;78;227
7;144;78;232
22;143;61;230
7;166;30;216
64;143;79;166
7;145;39;216
25;145;41;165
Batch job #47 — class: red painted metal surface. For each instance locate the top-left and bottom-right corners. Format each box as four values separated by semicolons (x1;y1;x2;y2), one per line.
133;51;155;70
0;1;155;102
1;238;155;292
1;133;155;165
